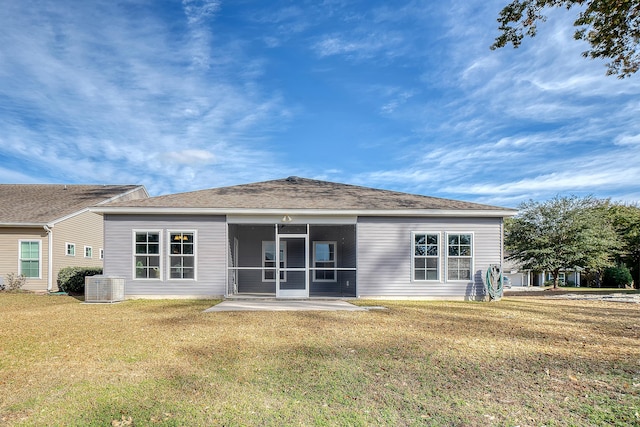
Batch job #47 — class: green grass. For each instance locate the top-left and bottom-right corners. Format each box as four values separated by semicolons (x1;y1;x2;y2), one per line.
1;293;639;426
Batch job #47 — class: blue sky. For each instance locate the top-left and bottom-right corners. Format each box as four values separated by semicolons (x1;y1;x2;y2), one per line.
1;0;639;208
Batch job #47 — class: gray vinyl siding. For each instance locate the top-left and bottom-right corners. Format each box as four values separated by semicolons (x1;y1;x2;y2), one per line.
356;217;503;299
104;214;226;297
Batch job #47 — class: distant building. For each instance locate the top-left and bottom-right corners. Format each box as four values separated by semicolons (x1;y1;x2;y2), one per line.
0;184;148;291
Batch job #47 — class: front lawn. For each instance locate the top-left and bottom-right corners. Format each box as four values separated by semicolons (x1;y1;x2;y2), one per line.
0;293;638;426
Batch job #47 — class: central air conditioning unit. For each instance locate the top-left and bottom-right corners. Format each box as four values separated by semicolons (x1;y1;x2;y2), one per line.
84;276;125;303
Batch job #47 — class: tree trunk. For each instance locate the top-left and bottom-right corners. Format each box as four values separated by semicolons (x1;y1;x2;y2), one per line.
553;270;559;289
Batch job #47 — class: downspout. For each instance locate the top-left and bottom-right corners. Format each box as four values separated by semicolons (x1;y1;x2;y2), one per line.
43;225;53;291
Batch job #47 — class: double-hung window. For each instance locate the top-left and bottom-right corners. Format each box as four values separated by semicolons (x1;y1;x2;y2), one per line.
262;241;286;282
413;233;439;281
447;233;472;281
19;240;41;278
313;241;336;281
134;231;160;279
169;232;195;279
84;246;93;258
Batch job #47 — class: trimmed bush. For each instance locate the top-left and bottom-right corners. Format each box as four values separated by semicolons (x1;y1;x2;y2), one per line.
57;267;103;293
602;266;633;288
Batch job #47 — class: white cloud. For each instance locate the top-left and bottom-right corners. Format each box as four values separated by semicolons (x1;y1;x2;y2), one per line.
164;149;215;165
182;0;220;25
0;0;289;195
615;134;640;146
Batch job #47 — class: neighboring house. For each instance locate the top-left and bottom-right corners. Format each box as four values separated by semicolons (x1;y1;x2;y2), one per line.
0;184;148;291
502;259;583;287
96;177;516;300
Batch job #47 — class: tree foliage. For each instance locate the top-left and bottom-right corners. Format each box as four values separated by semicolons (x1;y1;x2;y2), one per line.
607;203;640;286
602;265;633;288
505;195;619;288
492;0;640;77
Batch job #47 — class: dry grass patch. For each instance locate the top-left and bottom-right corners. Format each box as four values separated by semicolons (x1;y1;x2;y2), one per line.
0;293;639;426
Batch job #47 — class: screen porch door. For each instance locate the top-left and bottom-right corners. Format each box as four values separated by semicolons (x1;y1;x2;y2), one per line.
276;234;308;298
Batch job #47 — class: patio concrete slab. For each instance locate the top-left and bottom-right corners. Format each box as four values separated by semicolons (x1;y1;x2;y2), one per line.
204;300;367;312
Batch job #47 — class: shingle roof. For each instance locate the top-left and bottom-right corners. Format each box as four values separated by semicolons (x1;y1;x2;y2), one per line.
0;184;145;224
104;177;511;212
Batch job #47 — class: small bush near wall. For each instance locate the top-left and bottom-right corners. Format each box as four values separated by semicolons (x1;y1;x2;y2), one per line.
1;273;26;292
57;267;103;293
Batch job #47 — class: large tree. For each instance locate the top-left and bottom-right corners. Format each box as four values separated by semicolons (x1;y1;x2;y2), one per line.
505;195;619;288
491;0;640;77
607;203;640;287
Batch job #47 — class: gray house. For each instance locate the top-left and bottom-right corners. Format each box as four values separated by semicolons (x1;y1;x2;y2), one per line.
95;177;516;300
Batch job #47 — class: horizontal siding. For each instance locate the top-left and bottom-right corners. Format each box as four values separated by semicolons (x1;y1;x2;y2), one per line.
357;217;503;299
0;228;49;291
52;211;105;290
104;214;227;297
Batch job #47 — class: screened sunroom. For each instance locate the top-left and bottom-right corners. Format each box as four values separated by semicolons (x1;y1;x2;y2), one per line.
227;223;356;298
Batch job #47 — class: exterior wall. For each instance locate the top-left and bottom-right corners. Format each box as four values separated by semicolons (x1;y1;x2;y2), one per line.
51;210;105;290
103;214;226;298
356;217;503;299
0;228;49;291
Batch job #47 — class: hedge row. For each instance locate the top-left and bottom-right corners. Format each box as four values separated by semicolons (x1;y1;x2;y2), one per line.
57;267;103;293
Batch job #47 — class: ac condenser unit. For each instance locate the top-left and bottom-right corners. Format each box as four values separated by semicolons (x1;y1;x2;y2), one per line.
84;276;125;303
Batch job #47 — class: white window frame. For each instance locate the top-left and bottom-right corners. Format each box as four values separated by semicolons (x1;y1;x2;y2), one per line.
168;230;197;280
412;232;440;282
99;248;104;260
84;246;93;259
19;240;41;279
445;232;474;282
66;242;75;257
133;230;162;280
262;240;286;282
313;241;337;282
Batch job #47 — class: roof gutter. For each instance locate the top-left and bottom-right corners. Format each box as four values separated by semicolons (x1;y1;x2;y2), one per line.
91;206;517;218
0;222;48;228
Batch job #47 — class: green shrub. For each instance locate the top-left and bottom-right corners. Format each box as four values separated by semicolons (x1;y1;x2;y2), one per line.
602;266;633;288
57;267;103;293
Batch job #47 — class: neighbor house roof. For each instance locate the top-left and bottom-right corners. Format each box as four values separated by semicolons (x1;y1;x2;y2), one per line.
0;184;147;226
97;177;516;217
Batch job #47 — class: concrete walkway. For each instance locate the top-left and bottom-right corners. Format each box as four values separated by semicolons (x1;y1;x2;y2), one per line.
204;300;367;312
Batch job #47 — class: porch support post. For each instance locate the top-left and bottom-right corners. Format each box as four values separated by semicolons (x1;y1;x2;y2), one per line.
274;223;279;297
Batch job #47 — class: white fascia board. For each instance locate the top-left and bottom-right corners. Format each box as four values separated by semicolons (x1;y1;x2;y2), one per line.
93;206;517;218
228;214;357;224
0;222;47;228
